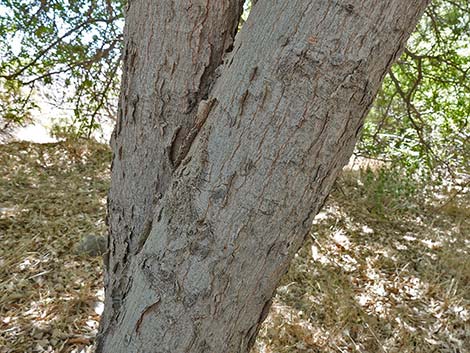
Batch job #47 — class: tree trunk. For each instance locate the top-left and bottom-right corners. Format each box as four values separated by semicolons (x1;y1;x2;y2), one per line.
97;1;429;352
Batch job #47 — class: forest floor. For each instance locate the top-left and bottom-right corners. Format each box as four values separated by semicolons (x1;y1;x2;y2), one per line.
0;140;468;353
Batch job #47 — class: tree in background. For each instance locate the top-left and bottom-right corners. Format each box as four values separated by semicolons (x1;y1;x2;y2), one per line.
357;0;470;180
0;0;124;137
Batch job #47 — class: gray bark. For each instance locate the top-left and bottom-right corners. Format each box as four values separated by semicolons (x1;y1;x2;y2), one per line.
97;0;429;352
99;0;244;345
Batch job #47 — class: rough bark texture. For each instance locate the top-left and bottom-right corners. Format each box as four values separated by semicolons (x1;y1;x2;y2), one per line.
97;0;429;352
99;0;244;346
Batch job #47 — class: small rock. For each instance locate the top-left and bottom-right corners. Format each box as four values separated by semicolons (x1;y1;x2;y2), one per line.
75;235;107;257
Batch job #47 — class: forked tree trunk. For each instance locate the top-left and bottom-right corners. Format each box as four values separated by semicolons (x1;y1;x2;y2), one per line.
97;1;429;352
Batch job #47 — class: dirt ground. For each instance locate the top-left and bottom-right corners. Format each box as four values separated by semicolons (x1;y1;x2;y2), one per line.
1;140;468;353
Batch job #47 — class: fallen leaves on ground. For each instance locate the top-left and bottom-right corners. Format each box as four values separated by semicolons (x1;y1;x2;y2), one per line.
0;140;468;353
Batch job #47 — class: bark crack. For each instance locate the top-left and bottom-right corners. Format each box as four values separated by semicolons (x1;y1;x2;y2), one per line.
134;299;161;335
172;97;217;169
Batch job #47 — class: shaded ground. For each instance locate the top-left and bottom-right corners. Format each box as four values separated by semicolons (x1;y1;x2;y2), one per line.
0;141;468;353
0;141;109;353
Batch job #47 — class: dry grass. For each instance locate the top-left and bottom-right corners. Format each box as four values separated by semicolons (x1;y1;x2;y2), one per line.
0;141;110;353
0;141;468;352
255;169;470;353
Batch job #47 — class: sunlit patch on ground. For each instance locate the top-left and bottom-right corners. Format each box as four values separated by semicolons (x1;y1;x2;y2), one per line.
0;141;468;352
255;169;470;353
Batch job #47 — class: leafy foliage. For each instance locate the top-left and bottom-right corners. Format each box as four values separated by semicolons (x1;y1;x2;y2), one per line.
357;0;470;180
0;0;124;137
0;78;36;141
